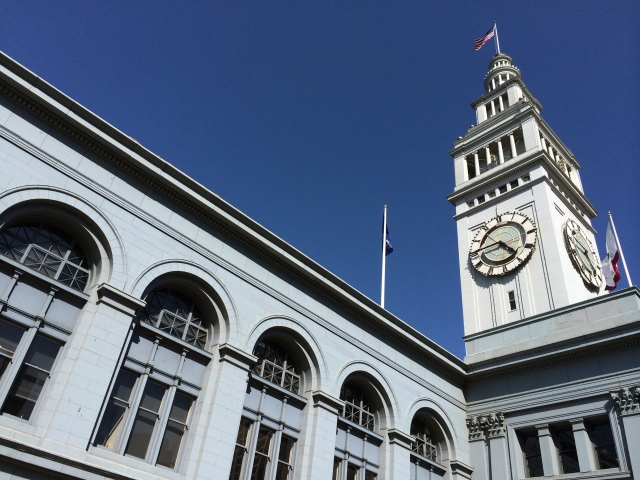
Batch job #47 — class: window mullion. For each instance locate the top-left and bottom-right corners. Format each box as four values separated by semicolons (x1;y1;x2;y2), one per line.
244;418;262;480
0;324;37;407
147;385;175;465
116;373;148;454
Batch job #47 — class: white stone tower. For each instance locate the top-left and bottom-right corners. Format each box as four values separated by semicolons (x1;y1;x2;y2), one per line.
447;54;605;346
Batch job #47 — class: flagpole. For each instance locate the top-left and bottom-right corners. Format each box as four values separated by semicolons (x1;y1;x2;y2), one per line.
494;22;500;54
608;212;633;287
381;205;388;308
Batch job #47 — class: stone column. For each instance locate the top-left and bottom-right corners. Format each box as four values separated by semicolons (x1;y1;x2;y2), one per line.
536;424;560;476
611;386;640;475
466;416;489;480
509;134;517;159
299;391;344;480
474;153;480;177
570;418;596;472
386;429;413;480
186;343;257;480
497;140;504;164
37;283;145;450
486;413;510;480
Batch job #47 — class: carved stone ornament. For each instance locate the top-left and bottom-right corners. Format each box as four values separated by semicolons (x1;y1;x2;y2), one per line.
466;412;506;441
611;386;640;416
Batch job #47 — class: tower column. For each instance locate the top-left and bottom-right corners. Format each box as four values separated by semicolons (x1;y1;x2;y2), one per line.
509;134;517;158
474;152;480;176
497;140;504;164
485;147;491;170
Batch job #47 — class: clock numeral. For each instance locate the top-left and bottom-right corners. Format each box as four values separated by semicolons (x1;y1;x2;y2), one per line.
525;242;534;248
488;267;494;275
527;229;536;234
503;265;508;273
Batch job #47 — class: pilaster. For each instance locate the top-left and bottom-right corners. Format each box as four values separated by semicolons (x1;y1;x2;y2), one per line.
466;413;506;480
570;418;596;472
386;429;413;480
536;424;560;476
611;385;640;475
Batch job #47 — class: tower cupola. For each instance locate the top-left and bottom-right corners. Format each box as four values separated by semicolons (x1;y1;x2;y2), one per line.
483;53;521;93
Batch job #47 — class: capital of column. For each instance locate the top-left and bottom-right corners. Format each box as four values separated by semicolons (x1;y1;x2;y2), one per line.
312;390;344;415
466;412;506;441
218;343;258;371
386;428;413;450
96;283;146;316
611;386;640;416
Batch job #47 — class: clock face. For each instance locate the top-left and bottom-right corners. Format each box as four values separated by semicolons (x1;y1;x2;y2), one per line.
469;212;537;276
563;219;603;288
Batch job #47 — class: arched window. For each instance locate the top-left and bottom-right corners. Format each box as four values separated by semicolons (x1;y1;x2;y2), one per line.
229;337;308;480
94;284;215;469
252;340;300;393
136;289;208;349
334;380;383;480
0;222;89;291
409;412;447;480
340;382;374;431
411;419;437;462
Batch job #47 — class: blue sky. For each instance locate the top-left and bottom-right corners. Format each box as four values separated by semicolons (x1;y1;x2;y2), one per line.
3;2;638;358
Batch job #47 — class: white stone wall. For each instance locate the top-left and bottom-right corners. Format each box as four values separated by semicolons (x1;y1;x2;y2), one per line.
0;67;470;480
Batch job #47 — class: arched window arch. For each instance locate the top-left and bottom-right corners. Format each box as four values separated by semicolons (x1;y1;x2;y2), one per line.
252;340;300;393
229;334;312;480
136;289;208;349
0;222;90;292
0;216;100;422
409;410;448;480
341;382;375;431
334;377;387;480
94;276;222;470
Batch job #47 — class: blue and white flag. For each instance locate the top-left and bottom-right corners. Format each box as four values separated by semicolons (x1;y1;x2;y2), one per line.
385;225;393;256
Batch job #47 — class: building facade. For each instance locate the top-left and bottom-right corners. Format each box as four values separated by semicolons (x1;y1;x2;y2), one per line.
0;50;637;480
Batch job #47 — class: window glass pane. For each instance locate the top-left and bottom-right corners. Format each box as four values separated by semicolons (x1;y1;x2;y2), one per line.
255;426;273;455
520;433;543;478
156;392;193;469
332;459;341;480
229;445;246;480
0;320;26;378
278;436;295;463
347;464;358;480
365;471;377;480
124;381;167;459
94;370;138;448
555;428;579;474
125;407;157;459
589;421;619;469
2;334;61;420
251;454;269;480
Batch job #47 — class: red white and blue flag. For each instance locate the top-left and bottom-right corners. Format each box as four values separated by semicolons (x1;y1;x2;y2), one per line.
601;220;621;291
474;26;495;51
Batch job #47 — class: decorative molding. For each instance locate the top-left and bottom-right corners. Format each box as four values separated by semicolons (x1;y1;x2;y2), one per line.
96;283;146;316
466;412;505;441
218;343;257;371
449;459;474;480
611;386;640;416
386;428;413;449
311;390;344;415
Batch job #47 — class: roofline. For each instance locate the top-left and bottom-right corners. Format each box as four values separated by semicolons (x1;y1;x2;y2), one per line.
0;51;467;377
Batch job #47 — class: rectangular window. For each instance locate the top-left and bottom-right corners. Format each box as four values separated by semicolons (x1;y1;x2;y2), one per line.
275;436;295;480
0;319;26;379
498;184;507;194
364;471;377;480
554;426;579;474
518;431;543;478
510;179;519;189
346;464;359;480
125;380;167;460
156;391;194;468
332;458;341;480
508;291;517;311
95;370;138;449
229;418;252;480
251;426;274;480
477;195;485;204
2;333;62;420
587;419;619;469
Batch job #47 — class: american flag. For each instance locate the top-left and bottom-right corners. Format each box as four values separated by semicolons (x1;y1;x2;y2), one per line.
474;26;495;51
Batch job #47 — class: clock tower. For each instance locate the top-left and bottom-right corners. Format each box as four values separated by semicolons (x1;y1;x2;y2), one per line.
447;53;604;346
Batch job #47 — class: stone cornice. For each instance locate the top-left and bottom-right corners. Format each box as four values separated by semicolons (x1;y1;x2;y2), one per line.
611;386;640;417
0;52;467;385
450;460;474;480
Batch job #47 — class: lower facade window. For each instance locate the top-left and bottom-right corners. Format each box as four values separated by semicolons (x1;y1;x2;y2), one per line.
518;431;543;478
0;318;63;421
229;417;297;480
332;459;377;480
587;419;619;469
554;426;579;474
94;369;194;469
